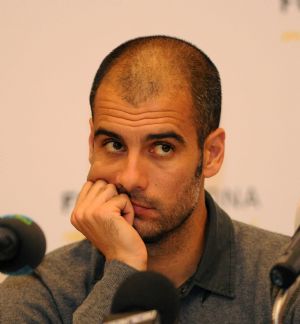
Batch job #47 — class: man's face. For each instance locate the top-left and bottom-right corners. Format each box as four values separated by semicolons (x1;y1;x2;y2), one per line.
88;81;204;243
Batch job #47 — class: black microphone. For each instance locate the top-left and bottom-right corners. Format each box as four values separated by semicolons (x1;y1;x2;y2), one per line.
270;225;300;289
0;214;46;275
104;271;179;324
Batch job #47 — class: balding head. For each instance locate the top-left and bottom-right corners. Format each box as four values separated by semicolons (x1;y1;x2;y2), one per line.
90;36;221;146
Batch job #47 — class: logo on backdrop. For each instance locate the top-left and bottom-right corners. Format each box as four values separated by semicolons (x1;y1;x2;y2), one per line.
60;186;261;215
60;186;262;243
61;191;78;214
280;0;300;42
207;186;261;209
280;0;300;11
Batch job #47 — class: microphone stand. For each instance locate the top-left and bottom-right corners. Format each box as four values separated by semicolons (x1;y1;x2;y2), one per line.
272;276;300;324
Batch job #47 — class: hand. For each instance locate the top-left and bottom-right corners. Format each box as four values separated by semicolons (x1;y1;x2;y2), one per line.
71;180;147;270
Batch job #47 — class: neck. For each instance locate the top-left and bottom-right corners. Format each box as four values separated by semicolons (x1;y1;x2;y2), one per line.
146;194;207;288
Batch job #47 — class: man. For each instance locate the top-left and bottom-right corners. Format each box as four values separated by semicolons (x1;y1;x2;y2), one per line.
0;36;299;323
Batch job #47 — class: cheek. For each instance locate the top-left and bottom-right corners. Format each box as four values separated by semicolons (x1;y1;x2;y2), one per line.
150;167;190;195
87;160;120;183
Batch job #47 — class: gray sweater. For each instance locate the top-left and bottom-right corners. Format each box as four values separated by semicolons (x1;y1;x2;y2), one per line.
1;193;300;323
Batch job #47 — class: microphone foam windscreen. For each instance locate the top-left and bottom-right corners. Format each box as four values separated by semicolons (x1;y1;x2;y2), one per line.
111;271;179;324
0;214;46;274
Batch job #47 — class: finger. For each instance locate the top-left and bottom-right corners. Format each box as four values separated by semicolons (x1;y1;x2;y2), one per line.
75;180;107;208
96;183;118;203
72;181;99;227
75;181;94;205
106;194;135;225
71;182;119;227
80;182;118;211
83;179;108;201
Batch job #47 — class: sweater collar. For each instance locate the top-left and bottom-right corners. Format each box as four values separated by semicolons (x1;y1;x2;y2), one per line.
192;191;236;299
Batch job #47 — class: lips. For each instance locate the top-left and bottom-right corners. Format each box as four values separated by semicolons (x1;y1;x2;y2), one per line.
131;201;152;209
131;201;154;216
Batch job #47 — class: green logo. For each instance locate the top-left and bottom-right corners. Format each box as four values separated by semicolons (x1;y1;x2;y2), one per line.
1;214;33;225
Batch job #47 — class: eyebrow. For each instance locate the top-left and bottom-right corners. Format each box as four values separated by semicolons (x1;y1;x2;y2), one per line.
94;127;186;145
94;128;123;140
146;132;186;145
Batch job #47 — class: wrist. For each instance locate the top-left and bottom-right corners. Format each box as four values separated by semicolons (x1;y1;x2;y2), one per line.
107;254;147;271
122;257;147;271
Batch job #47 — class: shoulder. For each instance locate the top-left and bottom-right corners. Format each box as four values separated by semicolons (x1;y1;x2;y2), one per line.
41;239;102;271
37;239;105;293
233;220;290;257
0;240;105;322
232;220;290;285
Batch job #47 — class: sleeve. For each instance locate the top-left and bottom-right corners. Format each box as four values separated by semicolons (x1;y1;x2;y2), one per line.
0;260;137;323
73;260;137;324
288;285;300;323
0;274;63;323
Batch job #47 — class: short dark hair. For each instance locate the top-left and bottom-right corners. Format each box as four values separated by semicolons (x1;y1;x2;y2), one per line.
89;35;222;146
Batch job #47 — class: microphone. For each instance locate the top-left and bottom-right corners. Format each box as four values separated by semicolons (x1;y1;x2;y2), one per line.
270;224;300;289
104;271;179;324
0;214;46;275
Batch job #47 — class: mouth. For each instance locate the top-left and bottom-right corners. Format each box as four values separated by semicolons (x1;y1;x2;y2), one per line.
131;201;155;216
131;201;152;209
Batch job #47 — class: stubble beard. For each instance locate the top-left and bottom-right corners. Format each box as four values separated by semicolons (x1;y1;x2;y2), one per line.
119;160;203;245
140;175;201;244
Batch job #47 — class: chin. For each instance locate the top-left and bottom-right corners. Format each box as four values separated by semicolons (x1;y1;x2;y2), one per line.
133;220;164;244
142;233;166;244
135;224;174;244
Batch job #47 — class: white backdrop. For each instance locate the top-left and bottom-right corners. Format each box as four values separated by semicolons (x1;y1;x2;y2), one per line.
1;1;300;257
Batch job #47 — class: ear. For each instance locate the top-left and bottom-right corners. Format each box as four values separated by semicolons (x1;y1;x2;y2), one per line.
202;128;225;178
88;118;94;164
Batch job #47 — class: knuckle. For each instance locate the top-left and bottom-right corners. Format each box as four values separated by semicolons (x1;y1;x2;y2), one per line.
119;193;128;200
106;183;117;193
70;213;76;225
96;179;107;186
71;211;81;228
72;207;82;218
72;207;88;222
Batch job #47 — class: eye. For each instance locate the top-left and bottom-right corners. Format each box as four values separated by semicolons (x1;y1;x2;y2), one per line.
104;140;125;153
152;143;174;157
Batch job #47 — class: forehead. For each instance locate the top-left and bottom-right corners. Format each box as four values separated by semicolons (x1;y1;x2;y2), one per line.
93;82;197;138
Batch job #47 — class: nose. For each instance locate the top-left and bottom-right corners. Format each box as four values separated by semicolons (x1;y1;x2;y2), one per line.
115;152;148;193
